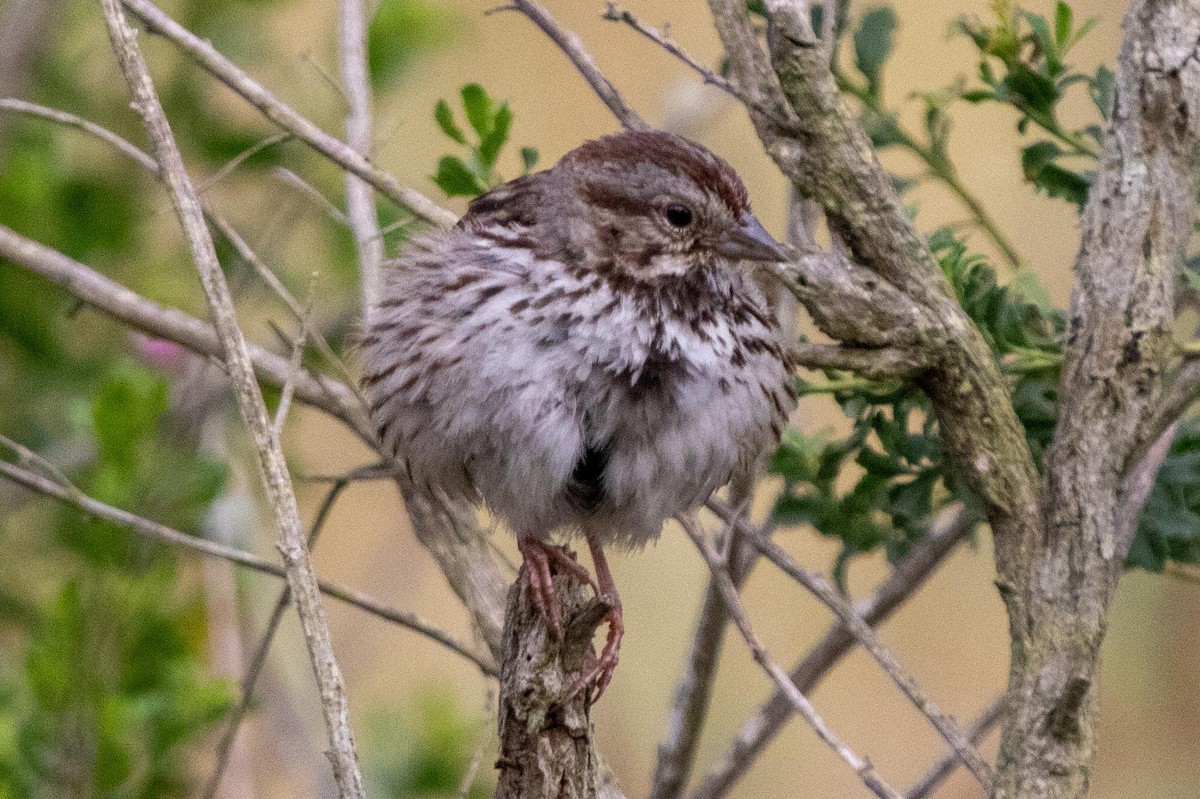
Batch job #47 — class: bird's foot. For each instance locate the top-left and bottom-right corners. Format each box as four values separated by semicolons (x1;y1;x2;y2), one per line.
517;534;595;637
572;596;623;703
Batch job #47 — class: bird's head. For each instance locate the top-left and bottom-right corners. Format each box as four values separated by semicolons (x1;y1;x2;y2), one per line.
554;130;790;278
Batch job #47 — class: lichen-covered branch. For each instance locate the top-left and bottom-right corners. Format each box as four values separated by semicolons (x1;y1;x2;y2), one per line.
996;3;1200;797
494;562;618;799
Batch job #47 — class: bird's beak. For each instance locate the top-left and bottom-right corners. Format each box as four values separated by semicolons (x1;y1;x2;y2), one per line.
715;214;790;262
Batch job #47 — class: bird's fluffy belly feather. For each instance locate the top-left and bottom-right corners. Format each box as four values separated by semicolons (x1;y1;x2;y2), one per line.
361;238;791;547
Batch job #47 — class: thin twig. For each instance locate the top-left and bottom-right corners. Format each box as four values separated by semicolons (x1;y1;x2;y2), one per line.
339;0;385;315
0;458;496;675
601;3;741;99
197;131;291;194
272;273;317;438
651;489;756;799
209;215;360;391
204;478;350;799
501;0;648;131
705;501;992;787
0;97;158;169
692;506;976;799
905;697;1004;799
274;167;351;226
98;3;366;793
0;223;375;446
0;99;364;414
119;0;456;228
677;513;904;799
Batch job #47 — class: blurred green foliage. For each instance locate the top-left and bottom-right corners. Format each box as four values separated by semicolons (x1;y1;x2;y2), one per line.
363;692;492;799
0;0;464;795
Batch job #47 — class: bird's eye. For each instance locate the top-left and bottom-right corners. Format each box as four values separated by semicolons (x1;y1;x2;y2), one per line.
664;203;694;228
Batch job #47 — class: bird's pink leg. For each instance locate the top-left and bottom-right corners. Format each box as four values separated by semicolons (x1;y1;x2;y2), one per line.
517;534;595;637
575;532;624;700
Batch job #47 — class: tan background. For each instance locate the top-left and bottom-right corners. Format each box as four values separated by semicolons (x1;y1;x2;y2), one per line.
181;0;1200;796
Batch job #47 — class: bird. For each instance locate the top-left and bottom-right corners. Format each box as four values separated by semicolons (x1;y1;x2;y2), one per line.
359;129;797;699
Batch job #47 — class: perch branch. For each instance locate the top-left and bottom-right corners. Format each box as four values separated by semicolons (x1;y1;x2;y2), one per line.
678;513;904;799
98;2;366;792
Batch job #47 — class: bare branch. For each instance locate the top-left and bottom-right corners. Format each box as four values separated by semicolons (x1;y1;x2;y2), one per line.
651;488;756;799
790;342;925;380
98;3;365;792
119;0;456;228
692;506;975;799
503;0;648;131
197;131;291;194
906;697;1004;799
272;273;317;438
705;502;992;787
1138;356;1200;466
601;3;743;101
0;97;158;168
204;477;346;799
274;166;351;226
0;458;496;675
0;223;374;442
338;0;385;314
677;513;904;799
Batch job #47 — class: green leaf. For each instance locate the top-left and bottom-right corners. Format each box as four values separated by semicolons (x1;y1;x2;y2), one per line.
432;156;486;197
1022;11;1061;76
1021;141;1090;208
477;103;512;168
853;7;897;97
434;99;467;144
1091;65;1115;119
460;84;494;138
960;89;997;103
1004;65;1059;115
1054;1;1072;48
520;146;539;174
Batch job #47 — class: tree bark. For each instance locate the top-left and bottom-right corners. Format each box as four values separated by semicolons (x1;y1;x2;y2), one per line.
994;2;1200;797
494;559;621;799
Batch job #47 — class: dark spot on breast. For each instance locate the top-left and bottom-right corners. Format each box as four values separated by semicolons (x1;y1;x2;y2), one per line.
566;442;609;511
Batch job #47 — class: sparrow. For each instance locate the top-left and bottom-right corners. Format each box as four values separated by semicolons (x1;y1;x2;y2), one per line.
359;130;796;698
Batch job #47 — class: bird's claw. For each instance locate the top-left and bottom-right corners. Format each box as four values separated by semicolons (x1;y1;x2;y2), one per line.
571;598;623;704
518;535;595;638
